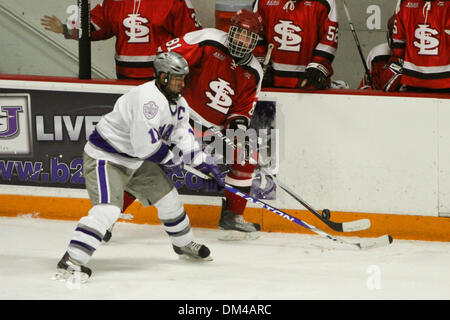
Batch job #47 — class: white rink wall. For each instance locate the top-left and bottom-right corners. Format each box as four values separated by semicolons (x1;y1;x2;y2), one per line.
261;91;450;217
0;78;449;218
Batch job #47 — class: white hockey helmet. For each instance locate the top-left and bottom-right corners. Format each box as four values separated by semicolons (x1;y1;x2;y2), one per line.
154;51;189;81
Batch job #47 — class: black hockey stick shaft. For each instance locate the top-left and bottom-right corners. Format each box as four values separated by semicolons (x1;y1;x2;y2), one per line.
78;0;91;79
207;126;369;232
342;0;374;89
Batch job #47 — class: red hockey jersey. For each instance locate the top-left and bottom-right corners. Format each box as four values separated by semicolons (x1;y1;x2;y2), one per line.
391;0;450;89
359;42;402;91
88;0;201;79
253;0;339;88
160;28;263;130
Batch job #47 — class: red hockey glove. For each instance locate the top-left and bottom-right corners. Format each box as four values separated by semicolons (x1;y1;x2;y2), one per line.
383;62;403;92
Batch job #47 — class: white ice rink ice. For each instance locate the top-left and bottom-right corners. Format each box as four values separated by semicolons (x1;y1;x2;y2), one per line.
0;216;449;300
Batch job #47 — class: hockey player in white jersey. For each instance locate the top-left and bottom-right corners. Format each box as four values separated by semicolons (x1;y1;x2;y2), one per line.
54;52;224;282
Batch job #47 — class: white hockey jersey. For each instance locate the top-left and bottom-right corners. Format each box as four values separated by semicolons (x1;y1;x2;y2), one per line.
84;80;199;169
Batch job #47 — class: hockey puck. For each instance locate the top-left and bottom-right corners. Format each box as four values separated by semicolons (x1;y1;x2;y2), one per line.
321;209;331;220
388;235;393;244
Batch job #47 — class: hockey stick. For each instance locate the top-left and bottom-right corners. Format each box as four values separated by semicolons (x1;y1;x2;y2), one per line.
185;165;393;250
342;0;374;89
206;126;370;232
263;43;274;73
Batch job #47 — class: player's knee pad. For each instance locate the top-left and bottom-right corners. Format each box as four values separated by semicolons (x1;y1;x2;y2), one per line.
83;204;121;235
154;188;184;220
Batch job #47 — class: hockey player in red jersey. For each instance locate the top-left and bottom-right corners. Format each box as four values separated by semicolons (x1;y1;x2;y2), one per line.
359;15;403;91
252;0;339;89
389;0;450;92
41;0;201;80
158;9;264;239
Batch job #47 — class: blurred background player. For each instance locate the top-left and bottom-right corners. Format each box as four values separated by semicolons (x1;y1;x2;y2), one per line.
388;0;450;93
54;52;225;282
156;9;264;240
41;0;202;80
359;15;403;91
252;0;339;89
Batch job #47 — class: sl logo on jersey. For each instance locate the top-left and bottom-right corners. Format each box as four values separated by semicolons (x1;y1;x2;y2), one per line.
123;14;150;43
274;20;302;52
414;24;439;55
205;78;235;114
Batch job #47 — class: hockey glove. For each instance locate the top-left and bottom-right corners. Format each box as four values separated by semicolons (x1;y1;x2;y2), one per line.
225;117;256;165
383;62;403;92
161;145;184;170
192;152;225;187
227;117;249;132
300;63;329;90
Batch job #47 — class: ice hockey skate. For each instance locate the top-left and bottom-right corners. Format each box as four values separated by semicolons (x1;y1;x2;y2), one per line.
172;241;213;261
53;252;92;283
218;199;261;241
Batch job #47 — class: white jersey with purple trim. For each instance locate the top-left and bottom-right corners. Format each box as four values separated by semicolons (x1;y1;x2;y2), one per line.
84;80;199;169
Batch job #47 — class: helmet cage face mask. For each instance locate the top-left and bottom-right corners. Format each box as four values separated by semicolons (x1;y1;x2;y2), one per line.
227;26;259;59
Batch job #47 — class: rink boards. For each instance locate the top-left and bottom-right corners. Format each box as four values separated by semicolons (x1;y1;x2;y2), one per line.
0;75;449;242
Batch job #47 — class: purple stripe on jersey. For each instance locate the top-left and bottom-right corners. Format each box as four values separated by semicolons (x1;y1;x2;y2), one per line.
146;143;170;163
75;227;103;242
97;160;109;203
89;128;134;158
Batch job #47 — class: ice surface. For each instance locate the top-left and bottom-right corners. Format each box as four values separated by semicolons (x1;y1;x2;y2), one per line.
0;216;449;300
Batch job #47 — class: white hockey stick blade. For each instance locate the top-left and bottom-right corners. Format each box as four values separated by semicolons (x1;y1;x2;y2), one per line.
357;234;393;250
119;213;134;220
342;218;371;232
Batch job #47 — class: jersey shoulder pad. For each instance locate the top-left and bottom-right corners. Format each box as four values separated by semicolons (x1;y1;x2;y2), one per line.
134;81;167;116
313;0;335;12
183;28;227;46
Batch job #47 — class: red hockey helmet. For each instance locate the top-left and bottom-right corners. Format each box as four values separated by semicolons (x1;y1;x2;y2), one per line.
230;9;264;37
227;9;263;59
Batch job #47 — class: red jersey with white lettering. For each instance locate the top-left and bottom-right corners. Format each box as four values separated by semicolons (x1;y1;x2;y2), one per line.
253;0;339;88
161;28;263;130
89;0;201;79
391;0;450;89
